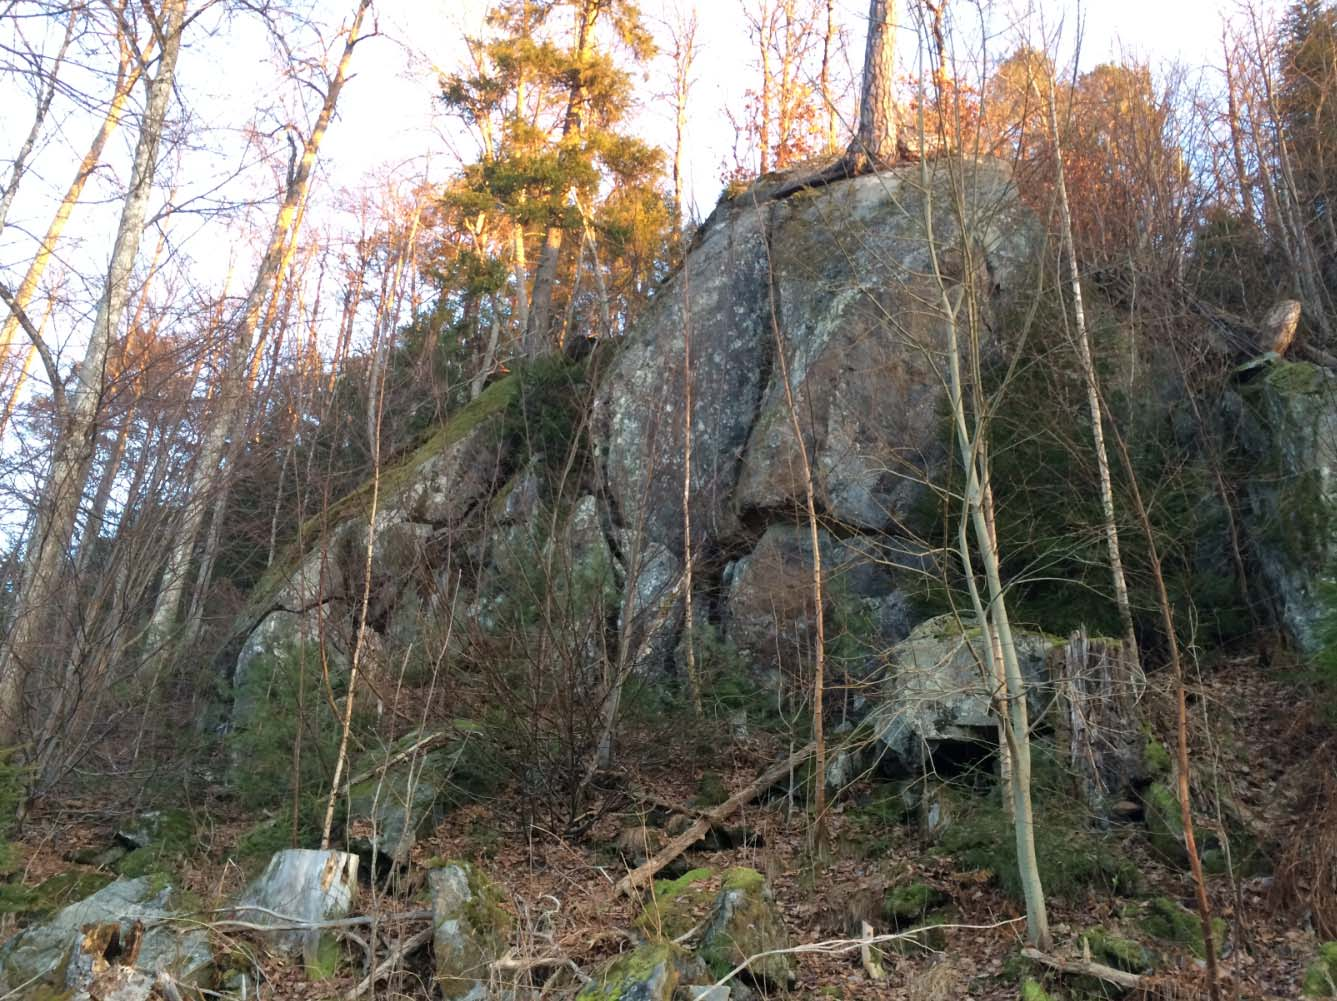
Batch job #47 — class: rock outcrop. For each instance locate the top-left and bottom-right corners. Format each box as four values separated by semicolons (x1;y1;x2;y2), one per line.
1239;360;1337;653
871;614;1056;773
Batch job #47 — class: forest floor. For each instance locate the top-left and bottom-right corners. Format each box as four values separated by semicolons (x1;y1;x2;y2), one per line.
3;653;1329;1001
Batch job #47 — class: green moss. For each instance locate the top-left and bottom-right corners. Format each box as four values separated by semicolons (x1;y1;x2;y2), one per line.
306;933;342;980
1304;941;1337;997
638;868;713;939
720;866;765;894
1143;782;1187;865
1265;360;1326;396
575;941;690;1000
883;882;949;925
1080;928;1155;973
695;773;727;808
1136;897;1226;960
1143;733;1171;779
0;870;114;919
1021;977;1056;1001
938;784;1142;902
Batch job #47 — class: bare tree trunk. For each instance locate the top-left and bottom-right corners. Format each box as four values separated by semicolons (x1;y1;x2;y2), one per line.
1044;82;1142;679
925;153;1049;947
0;0;186;748
850;0;897;166
671;9;697;229
140;0;372;681
0;29;147;382
822;0;837;152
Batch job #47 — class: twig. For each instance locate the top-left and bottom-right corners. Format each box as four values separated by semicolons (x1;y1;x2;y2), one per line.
345;730;454;789
342;925;433;1000
1020;947;1144;990
165;906;433;933
612;742;815;898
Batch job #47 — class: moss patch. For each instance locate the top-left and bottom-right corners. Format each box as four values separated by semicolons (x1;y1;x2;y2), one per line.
1135;897;1227;960
638;868;714;939
1021;978;1056;1001
1304;941;1337;997
883;881;949;926
1080;928;1155;973
0;870;115;919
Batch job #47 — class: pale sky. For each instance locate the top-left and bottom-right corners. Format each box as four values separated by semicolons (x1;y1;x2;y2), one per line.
0;0;1287;379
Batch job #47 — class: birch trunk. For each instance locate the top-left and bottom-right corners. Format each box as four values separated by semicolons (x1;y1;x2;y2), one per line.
1045;83;1141;679
0;0;186;747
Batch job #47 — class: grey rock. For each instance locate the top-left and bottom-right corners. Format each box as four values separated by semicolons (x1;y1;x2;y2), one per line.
0;877;213;994
576;941;709;1001
429;862;511;1001
235;849;358;978
872;614;1056;773
1239;361;1337;654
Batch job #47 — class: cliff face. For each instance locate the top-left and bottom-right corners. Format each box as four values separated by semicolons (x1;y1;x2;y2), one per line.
234;158;1038;712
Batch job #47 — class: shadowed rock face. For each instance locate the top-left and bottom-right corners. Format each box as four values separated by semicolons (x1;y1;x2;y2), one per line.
595;158;1035;673
1239;360;1337;654
236;159;1037;697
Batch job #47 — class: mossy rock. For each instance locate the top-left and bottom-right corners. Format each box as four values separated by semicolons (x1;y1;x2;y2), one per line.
110;809;197;882
429;860;512;1000
1303;941;1337;997
1135;897;1227;960
699;867;795;987
1079;928;1155;974
637;868;714;939
882;881;949;926
0;871;115;920
575;940;709;1001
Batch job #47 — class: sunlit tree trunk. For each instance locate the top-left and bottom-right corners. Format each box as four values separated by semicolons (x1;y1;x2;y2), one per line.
0;0;187;749
850;0;897;166
140;0;373;681
525;0;598;353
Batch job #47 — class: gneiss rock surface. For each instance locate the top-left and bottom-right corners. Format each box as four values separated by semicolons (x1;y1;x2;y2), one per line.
871;614;1056;773
0;876;213;994
594;158;1035;674
234;848;358;979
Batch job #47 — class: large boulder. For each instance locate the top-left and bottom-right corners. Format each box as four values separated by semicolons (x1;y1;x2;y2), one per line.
595;159;1036;676
575;940;710;1001
429;862;511;1001
234;849;358;978
725;525;927;682
0;876;213;994
1239;360;1337;653
872;614;1056;772
698;867;795;989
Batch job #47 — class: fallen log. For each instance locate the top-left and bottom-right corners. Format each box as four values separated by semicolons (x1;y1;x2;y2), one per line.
1021;946;1144;991
612;742;815;898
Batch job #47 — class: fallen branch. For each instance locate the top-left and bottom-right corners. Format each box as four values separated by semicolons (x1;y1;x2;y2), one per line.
1021;947;1144;991
711;919;1023;987
343;925;434;1000
345;730;454;789
167;906;433;933
612;742;815;898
